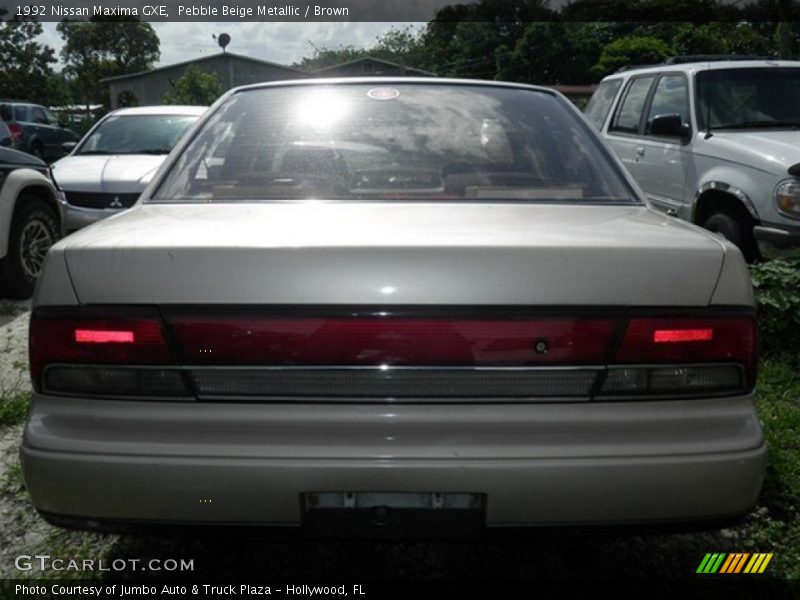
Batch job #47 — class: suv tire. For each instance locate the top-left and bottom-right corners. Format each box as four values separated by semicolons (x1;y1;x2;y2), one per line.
1;197;59;298
703;211;759;263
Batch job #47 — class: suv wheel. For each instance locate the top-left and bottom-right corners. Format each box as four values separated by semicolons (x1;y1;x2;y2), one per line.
703;211;759;263
1;197;59;298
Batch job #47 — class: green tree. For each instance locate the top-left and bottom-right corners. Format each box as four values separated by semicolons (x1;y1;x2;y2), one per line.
419;1;551;78
727;24;774;55
58;16;160;108
498;22;618;84
0;17;69;105
670;22;773;57
294;42;368;71
741;1;797;52
295;26;426;72
671;23;729;55
371;25;427;67
593;35;673;77
162;66;223;106
439;21;507;78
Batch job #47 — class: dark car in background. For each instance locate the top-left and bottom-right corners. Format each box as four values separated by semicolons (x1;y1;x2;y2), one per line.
0;101;79;162
0;104;14;148
0;120;11;148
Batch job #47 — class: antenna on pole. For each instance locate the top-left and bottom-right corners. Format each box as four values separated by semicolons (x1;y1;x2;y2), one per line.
212;33;231;53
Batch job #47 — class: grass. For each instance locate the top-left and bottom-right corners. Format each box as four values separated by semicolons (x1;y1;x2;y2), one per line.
1;459;24;497
746;357;800;578
0;301;27;318
0;393;118;581
0;392;30;427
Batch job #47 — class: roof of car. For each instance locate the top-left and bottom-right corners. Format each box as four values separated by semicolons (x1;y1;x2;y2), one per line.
604;59;800;80
110;105;208;117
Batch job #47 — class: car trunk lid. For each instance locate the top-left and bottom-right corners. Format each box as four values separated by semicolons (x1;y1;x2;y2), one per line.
62;202;724;307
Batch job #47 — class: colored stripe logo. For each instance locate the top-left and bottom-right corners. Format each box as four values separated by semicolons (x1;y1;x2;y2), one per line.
697;553;773;574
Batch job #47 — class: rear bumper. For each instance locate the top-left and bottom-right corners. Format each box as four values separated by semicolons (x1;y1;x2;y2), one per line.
21;393;767;531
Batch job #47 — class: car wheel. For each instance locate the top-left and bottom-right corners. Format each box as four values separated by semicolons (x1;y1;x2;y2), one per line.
703;211;759;263
1;197;60;298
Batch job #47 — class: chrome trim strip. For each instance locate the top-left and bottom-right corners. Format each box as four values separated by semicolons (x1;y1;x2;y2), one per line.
188;365;602;400
39;363;747;403
193;394;591;404
183;365;606;372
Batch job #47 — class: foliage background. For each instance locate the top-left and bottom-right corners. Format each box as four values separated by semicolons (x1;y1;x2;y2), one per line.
750;258;800;359
161;65;223;106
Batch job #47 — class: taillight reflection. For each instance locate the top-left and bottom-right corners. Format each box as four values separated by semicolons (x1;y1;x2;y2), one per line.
653;328;713;343
74;329;135;344
8;123;22;141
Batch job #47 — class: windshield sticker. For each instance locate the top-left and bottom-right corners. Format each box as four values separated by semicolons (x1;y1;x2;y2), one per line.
367;87;400;101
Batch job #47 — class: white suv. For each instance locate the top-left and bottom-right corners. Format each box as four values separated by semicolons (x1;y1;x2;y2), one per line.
586;58;800;261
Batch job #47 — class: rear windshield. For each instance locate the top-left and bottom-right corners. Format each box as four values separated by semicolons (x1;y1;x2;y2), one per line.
152;84;636;204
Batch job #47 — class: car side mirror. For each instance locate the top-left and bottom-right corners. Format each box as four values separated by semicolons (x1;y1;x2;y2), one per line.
62;141;77;152
649;113;691;142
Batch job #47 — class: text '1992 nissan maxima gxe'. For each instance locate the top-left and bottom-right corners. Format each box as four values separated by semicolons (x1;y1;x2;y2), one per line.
21;79;766;537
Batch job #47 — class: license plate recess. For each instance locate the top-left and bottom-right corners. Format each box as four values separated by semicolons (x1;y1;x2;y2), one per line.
301;492;485;538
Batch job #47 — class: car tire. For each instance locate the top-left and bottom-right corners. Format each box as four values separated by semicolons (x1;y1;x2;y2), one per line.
703;211;759;263
1;197;60;299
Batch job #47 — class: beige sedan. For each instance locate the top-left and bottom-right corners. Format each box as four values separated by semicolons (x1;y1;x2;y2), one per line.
22;78;765;536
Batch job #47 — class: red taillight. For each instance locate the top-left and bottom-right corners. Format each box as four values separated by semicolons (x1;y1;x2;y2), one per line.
29;307;757;400
653;328;713;343
30;308;175;393
74;329;135;343
615;317;755;364
8;123;21;141
611;316;757;392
